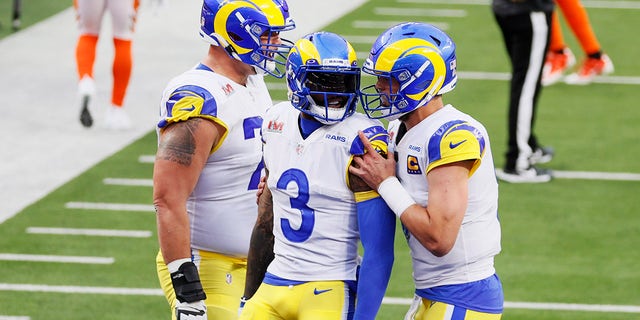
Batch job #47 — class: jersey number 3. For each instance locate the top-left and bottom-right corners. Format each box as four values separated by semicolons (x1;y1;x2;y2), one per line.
277;168;315;243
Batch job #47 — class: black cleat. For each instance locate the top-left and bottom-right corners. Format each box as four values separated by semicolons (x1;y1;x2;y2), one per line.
79;95;93;127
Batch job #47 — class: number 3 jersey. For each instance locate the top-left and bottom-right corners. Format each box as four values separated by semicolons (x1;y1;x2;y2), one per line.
389;104;501;289
157;64;269;258
261;102;387;281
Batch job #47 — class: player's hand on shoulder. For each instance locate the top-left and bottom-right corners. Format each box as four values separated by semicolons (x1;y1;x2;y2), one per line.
349;131;396;190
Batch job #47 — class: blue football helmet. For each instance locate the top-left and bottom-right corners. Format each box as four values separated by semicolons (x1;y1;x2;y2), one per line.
286;32;360;124
360;22;458;120
200;0;296;78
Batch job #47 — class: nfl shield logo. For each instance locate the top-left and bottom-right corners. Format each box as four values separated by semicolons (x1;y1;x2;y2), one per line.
296;143;304;155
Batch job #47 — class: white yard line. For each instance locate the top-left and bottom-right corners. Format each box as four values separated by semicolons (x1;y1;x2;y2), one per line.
103;177;153;186
494;169;640;182
26;227;152;238
138;155;156;163
553;170;640;181
0;254;113;264
65;202;155;212
0;284;159;296
352;20;450;30
373;7;467;17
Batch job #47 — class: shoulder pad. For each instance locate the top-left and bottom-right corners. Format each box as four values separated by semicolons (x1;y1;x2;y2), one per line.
350;125;389;156
158;84;218;128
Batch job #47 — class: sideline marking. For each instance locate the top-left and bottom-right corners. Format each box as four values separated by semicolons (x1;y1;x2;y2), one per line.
373;7;467;17
353;20;449;30
495;169;640;182
0;317;30;320
0;284;160;296
65;202;155;212
26;227;152;238
103;178;153;187
553;170;640;181
0;254;114;264
138;155;155;163
1;284;638;313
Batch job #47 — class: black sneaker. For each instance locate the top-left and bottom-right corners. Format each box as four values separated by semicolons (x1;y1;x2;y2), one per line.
77;76;95;128
495;166;552;183
529;146;554;165
79;95;93;128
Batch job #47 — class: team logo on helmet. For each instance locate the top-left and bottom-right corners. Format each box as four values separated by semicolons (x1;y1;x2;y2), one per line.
199;0;296;78
360;22;458;120
286;32;361;124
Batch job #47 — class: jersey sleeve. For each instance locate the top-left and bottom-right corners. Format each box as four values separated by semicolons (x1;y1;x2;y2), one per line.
427;120;486;175
158;84;221;129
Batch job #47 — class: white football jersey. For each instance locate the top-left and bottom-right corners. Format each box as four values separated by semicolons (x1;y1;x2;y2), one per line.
388;104;501;289
262;102;386;281
157;65;270;258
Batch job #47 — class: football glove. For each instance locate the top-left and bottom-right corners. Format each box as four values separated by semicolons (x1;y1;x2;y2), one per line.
176;300;207;320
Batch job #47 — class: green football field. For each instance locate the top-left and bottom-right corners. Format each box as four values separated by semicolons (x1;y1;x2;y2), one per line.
1;0;639;319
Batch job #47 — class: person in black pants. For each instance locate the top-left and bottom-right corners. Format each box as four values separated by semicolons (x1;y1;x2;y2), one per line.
492;0;555;183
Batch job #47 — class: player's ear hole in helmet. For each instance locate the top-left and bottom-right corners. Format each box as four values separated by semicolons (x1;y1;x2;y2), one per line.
359;22;458;121
286;32;361;125
199;0;296;78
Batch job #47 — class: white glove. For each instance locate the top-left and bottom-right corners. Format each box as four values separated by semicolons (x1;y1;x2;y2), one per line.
176;300;207;320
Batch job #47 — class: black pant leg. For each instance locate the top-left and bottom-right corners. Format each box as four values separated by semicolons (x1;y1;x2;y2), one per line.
494;11;551;170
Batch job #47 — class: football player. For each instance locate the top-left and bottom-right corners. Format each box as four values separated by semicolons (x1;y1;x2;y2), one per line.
153;0;295;319
351;22;504;319
74;0;140;129
238;31;396;320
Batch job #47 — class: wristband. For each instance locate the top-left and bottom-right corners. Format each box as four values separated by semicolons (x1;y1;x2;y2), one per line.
170;261;207;303
168;258;192;273
377;176;415;218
